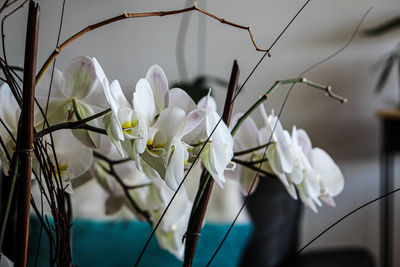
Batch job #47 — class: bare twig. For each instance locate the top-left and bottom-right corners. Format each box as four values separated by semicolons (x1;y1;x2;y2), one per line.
1;0;28;65
93;151;152;223
35;3;267;85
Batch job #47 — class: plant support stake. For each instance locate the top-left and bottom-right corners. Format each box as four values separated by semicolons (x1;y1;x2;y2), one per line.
15;1;40;267
183;60;239;267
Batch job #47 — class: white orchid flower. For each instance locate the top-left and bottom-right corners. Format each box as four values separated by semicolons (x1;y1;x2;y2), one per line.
141;161;192;260
145;65;170;114
225;113;265;194
226;112;294;196
143;106;206;190
259;105;293;186
187;93;234;188
0;83;19;173
41;129;93;194
290;127;344;212
102;78;139;155
35;56;109;148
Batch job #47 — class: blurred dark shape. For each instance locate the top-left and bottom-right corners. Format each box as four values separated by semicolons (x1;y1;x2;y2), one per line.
364;16;400;36
240;177;375;267
364;17;400;108
373;45;400;94
172;75;231;103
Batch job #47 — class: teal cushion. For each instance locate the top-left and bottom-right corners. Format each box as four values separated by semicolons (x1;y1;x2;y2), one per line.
28;216;252;267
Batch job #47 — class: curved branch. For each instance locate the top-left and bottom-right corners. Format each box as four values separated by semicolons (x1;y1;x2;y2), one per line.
36;4;267;84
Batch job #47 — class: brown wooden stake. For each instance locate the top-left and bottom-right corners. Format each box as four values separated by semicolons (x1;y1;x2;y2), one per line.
15;1;39;267
183;60;239;267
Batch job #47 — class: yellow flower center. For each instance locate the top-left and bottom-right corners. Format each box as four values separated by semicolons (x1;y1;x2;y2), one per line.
121;120;137;135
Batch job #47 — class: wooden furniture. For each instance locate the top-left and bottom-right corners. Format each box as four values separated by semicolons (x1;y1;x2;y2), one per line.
377;109;400;267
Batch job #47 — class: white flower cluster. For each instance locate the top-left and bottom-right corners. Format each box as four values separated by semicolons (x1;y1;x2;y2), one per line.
227;105;344;212
0;56;345;259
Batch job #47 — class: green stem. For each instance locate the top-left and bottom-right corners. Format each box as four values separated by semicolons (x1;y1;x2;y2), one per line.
234;142;273;157
232;157;271;177
0;154;19;250
233;157;269;165
231;77;345;136
34;108;110;141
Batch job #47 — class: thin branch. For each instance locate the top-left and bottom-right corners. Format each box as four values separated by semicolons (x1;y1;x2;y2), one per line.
232;158;271;177
1;0;28;64
0;0;20;14
35;3;267;85
234;141;273;157
93;151;152;223
231;77;346;136
34;108;110;141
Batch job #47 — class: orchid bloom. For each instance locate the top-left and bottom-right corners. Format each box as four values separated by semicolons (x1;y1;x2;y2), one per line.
143;65;234;190
35;56;109;148
193;93;234;188
141;161;192;260
225;113;265;194
259;105;293;187
0;83;19;173
290;127;344;212
143;105;206;190
38;129;93;194
227;106;344;212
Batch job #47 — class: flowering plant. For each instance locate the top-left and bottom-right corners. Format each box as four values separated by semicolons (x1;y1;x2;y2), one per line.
0;1;348;266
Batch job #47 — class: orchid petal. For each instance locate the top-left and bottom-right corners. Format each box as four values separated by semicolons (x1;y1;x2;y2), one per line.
231;113;259;151
63;56;99;99
165;141;185;190
52;130;93;179
71;101;101;148
0;83;20;130
297;128;313;164
103;114;125;157
178;109;207;139
109;79;131;110
269;116;293;173
153;107;186;139
133;78;156;125
312;147;344;196
198;92;217;113
168;88;197;114
145;65;169;113
35;68;65;101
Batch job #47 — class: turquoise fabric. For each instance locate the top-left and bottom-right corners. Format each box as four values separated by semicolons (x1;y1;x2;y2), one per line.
27;216;252;267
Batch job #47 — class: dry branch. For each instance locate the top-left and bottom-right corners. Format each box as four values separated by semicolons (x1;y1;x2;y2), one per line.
36;4;266;85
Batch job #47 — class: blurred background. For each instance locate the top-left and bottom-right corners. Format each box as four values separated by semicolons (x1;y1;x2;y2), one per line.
3;0;400;265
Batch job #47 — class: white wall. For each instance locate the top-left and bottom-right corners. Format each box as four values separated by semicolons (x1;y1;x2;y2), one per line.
4;0;400;265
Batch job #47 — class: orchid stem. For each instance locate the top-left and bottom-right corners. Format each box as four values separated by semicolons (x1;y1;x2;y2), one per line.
231;158;272;177
93;151;152;224
231;77;346;136
34;108;110;141
233;141;274;157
